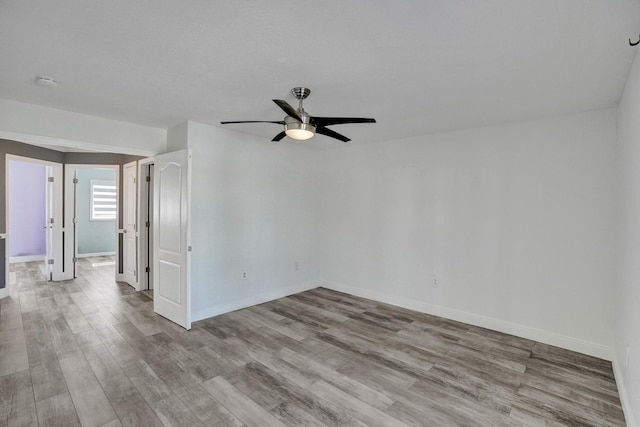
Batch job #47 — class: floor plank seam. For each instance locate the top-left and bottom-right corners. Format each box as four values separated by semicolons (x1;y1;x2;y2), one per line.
0;258;627;426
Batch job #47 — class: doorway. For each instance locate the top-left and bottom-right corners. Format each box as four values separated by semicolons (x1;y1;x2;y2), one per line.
135;150;191;328
4;155;65;292
64;165;119;281
138;160;154;297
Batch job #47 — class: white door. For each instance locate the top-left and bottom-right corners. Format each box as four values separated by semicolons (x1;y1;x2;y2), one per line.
123;161;138;288
45;166;55;280
0;232;6;299
153;149;191;329
45;164;66;281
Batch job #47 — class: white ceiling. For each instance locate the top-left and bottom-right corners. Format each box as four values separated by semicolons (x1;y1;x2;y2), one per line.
1;0;640;146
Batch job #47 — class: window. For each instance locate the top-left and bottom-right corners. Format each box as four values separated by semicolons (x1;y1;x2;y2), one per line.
90;180;117;221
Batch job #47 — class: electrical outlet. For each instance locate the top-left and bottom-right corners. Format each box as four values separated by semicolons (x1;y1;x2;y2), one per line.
432;275;440;287
242;271;247;280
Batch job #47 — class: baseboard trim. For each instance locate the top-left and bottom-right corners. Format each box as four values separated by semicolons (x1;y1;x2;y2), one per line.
193;279;613;360
77;252;115;258
322;281;613;361
193;281;320;323
612;356;636;427
9;255;45;263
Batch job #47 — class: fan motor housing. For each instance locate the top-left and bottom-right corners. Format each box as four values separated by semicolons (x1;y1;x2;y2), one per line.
291;87;311;100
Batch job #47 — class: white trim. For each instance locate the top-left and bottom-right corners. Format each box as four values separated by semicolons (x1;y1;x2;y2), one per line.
612;357;637;427
122;160;139;291
0;233;6;299
10;255;45;263
192;280;319;322
76;251;115;258
0;130;157;157
322;280;613;361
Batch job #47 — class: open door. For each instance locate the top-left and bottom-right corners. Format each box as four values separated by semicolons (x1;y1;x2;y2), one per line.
0;233;6;299
45;166;55;280
6;156;66;283
153;149;191;329
45;164;67;281
123;161;138;288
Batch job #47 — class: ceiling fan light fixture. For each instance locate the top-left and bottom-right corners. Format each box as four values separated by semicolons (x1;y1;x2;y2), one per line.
285;121;316;140
220;86;375;142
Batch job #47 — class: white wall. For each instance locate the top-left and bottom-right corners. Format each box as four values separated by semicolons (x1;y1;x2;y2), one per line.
615;48;640;427
0;99;166;155
318;109;617;359
174;122;323;321
2;96;626;415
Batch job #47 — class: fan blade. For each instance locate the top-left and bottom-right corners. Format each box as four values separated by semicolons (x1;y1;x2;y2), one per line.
316;126;351;142
273;100;302;122
220;120;285;125
311;117;376;126
272;131;287;142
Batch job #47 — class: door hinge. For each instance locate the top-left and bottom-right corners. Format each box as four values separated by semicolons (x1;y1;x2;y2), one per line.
73;257;78;263
188;246;192;252
73;178;78;184
48;177;54;182
49;218;54;224
47;259;54;265
145;266;150;273
146;175;151;182
145;221;150;228
72;217;77;224
133;177;136;184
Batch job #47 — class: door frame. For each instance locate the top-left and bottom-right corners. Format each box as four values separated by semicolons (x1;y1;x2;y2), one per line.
4;155;65;290
122;160;139;289
63;164;120;280
0;232;5;299
138;157;155;293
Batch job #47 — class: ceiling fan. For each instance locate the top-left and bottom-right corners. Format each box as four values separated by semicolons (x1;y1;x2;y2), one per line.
220;87;376;142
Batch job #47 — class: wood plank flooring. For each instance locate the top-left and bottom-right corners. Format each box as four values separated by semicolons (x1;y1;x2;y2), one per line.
0;258;626;426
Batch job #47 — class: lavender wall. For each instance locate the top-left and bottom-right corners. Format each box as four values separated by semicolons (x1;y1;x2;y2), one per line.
9;160;46;257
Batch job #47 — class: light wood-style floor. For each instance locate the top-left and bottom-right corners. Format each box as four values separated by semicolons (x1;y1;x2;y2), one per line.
0;258;626;426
